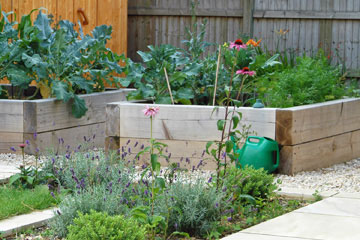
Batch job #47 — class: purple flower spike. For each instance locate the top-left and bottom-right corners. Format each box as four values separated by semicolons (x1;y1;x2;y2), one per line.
208;177;212;183
10;147;16;152
50;192;55;198
134;142;138;147
83;136;87;142
227;217;232;222
140;144;144;150
25;140;30;145
215;202;219;208
33;132;37;140
126;139;130;145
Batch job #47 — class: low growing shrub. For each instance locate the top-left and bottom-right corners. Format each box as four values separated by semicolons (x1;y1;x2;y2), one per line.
222;166;277;201
67;210;147;240
155;176;228;237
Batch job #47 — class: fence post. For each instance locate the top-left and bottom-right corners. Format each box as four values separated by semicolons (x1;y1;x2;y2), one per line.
242;0;255;38
319;0;334;59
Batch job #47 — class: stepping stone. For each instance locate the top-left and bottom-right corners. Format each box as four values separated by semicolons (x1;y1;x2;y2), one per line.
0;165;19;184
0;208;56;238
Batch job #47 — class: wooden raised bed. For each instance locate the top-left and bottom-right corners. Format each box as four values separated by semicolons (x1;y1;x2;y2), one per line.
0;89;133;154
105;102;277;170
276;98;360;174
106;98;360;174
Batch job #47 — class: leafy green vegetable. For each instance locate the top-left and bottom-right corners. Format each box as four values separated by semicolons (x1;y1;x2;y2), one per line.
0;9;125;118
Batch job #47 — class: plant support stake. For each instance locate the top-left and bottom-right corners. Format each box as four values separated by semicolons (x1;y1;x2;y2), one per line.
213;45;221;106
164;67;175;105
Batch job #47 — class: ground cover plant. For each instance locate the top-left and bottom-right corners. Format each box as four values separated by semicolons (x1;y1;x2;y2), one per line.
0;8;125;118
0;185;58;221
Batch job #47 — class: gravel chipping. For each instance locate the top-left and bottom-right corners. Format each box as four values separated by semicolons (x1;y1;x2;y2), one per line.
0;153;47;167
275;158;360;193
1;152;359;193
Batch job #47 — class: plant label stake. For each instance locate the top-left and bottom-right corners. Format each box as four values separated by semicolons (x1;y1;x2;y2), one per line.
164;67;174;105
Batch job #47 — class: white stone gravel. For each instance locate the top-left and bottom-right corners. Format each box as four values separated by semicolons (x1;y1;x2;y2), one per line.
2;151;360;193
0;153;47;167
275;158;360;193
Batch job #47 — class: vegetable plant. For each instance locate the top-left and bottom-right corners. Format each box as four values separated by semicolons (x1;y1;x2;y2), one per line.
0;9;125;118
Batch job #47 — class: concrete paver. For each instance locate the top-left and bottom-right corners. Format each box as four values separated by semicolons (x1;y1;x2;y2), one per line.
294;197;360;217
0;209;56;238
221;232;318;240
0;165;19;183
223;193;360;240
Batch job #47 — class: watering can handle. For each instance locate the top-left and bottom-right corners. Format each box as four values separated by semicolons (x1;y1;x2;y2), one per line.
247;136;263;144
274;150;280;170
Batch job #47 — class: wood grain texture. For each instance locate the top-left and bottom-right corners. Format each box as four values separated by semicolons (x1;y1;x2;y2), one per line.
107;102;276;141
24;123;105;155
22;89;132;133
276;98;360;145
0;132;23;153
279;129;360;174
0;100;24;132
128;0;360;75
105;137;218;170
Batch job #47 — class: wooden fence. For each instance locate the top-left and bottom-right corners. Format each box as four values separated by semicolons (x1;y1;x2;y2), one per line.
128;0;360;76
2;0;127;55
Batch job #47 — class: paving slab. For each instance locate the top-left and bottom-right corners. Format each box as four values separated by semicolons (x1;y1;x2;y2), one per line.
222;232;318;240
333;192;360;199
0;165;19;184
295;197;360;217
0;208;56;238
276;187;338;200
241;212;360;240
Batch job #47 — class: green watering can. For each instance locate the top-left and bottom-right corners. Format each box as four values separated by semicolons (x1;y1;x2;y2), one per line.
234;136;279;173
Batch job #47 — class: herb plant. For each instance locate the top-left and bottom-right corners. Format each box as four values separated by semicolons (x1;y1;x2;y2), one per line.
255;53;350;108
67;210;147;240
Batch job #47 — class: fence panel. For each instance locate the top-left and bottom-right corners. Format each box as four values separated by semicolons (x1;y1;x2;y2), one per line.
128;0;244;61
128;0;360;76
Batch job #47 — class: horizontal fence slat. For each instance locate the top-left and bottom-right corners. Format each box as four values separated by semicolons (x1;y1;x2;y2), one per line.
253;10;360;20
128;8;243;17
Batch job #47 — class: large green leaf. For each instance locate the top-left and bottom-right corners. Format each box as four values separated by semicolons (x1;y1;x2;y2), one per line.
175;88;194;100
22;53;41;68
59;20;78;41
53;29;67;55
52;81;72;102
151;154;161;172
71;95;88;118
34;10;52;40
6;68;32;87
70;76;94;93
92;25;112;41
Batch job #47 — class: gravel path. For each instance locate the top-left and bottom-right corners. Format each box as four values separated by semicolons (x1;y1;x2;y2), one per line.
275;158;360;193
1;152;359;193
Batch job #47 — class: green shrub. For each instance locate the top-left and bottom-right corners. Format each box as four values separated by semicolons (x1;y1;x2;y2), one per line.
223;166;277;201
67;210;146;240
255;53;351;108
155;176;227;237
